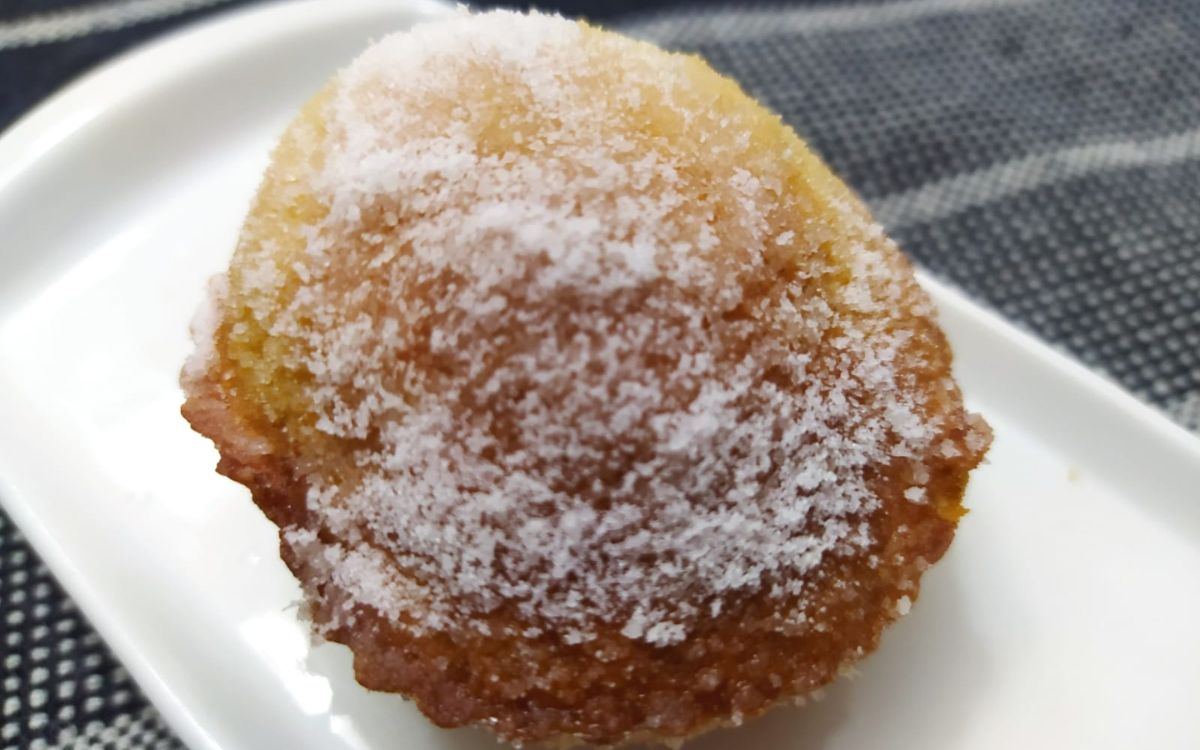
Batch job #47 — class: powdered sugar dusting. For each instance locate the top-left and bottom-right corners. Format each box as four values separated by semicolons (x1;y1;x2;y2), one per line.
232;11;947;646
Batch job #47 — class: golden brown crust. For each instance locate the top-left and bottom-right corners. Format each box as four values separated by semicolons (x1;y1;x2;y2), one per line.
181;12;991;748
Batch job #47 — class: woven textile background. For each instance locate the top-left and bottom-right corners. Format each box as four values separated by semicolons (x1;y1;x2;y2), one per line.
2;0;1198;747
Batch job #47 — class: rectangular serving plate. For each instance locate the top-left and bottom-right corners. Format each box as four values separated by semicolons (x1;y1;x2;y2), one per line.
0;2;1197;749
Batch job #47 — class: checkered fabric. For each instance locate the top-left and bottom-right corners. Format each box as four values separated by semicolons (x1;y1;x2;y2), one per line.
2;0;1197;747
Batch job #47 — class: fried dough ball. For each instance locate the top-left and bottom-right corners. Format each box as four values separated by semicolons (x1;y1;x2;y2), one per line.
181;10;990;747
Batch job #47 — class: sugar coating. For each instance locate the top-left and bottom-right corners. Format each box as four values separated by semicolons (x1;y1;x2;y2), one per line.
213;11;951;647
183;276;227;381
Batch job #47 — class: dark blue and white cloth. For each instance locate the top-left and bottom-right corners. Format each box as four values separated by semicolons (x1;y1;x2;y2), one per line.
2;0;1198;747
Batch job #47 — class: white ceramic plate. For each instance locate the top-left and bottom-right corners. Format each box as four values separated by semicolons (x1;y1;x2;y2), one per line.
2;1;1199;748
